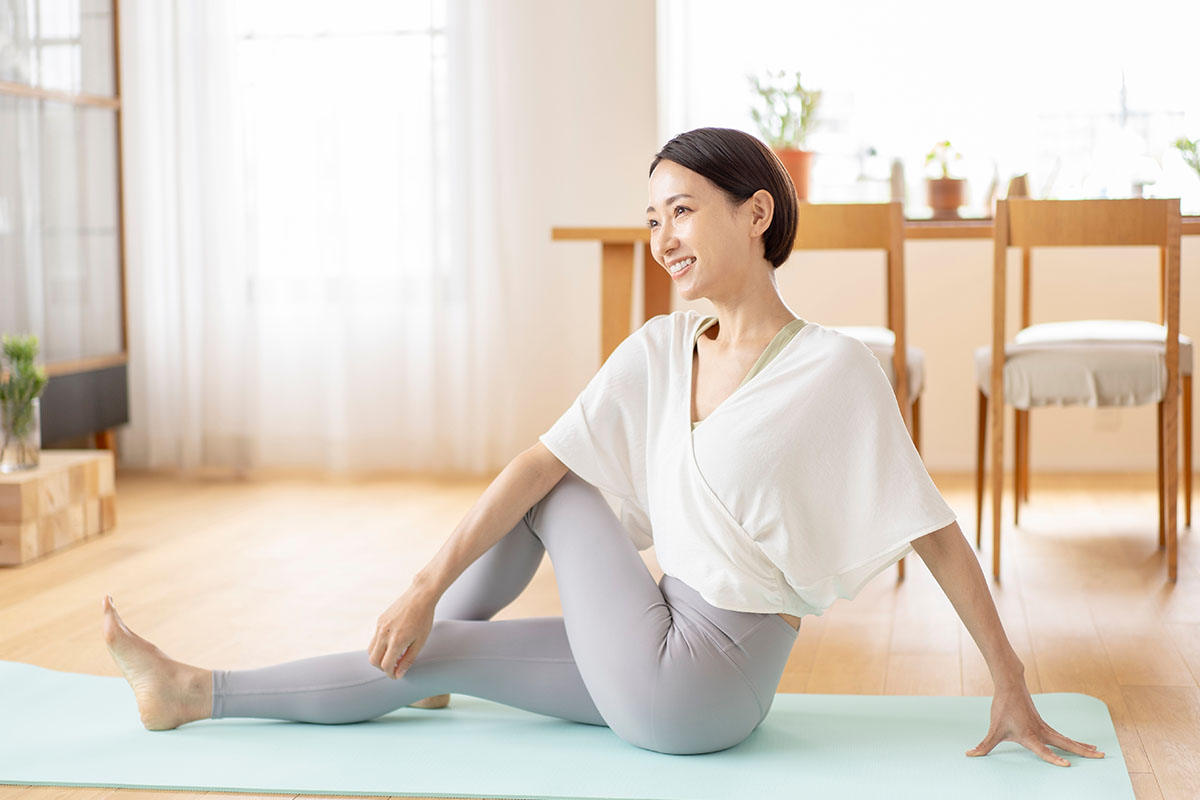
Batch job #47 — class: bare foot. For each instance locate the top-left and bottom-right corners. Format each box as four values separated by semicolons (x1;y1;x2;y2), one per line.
102;595;213;730
409;694;450;709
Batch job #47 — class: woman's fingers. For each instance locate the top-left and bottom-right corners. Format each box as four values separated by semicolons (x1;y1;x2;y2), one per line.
394;638;421;679
965;730;1002;757
1045;729;1104;758
369;590;437;677
368;623;392;671
379;639;395;677
970;729;1103;766
389;641;416;678
1025;737;1071;767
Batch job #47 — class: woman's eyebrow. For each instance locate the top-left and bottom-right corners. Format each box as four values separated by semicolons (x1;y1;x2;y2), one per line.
645;193;694;214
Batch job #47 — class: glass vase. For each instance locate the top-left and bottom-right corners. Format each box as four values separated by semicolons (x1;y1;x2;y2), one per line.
0;396;40;472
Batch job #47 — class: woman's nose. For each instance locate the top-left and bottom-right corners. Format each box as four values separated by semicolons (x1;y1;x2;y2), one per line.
659;220;679;249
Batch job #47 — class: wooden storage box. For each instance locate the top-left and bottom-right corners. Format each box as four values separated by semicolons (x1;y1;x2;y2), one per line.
0;450;116;566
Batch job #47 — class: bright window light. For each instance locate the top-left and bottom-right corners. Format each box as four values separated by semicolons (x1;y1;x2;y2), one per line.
234;0;448;309
658;0;1200;216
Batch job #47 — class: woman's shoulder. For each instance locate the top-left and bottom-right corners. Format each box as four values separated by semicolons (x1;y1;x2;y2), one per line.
779;321;884;387
644;309;702;328
775;318;860;358
637;311;705;343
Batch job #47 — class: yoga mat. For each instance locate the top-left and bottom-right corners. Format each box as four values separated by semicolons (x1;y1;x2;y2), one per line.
0;661;1133;800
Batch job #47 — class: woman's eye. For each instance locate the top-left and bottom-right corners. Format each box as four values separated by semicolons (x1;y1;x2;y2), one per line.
674;206;689;217
646;219;658;229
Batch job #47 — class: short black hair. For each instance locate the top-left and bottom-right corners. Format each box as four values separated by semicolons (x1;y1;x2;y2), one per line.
649;127;798;269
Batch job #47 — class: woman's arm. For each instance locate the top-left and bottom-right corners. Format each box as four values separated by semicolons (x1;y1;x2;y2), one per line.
368;442;569;678
412;441;568;597
910;521;1104;766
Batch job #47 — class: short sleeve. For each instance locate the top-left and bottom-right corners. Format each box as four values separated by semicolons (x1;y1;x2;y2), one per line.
538;326;653;549
771;334;957;609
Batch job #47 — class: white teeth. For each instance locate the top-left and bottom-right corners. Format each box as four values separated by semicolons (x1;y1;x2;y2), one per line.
670;257;695;273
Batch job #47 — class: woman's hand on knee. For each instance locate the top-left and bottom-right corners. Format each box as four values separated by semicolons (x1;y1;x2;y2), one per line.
368;588;436;679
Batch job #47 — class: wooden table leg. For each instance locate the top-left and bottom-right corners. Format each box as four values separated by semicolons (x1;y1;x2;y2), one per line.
601;243;672;362
601;243;635;362
643;243;672;320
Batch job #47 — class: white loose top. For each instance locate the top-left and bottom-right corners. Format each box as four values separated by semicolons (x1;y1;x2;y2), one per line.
538;310;957;617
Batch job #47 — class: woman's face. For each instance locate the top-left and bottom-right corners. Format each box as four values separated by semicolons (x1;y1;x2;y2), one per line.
646;159;767;302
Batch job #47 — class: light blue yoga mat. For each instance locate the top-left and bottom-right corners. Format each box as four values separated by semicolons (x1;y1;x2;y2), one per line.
0;660;1132;800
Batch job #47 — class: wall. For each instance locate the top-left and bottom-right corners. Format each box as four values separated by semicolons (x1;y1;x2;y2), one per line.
495;0;660;461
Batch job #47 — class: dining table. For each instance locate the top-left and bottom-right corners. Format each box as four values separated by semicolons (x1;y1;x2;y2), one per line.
553;216;1200;361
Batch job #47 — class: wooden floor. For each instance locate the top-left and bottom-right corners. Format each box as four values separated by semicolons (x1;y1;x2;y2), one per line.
1;470;1199;800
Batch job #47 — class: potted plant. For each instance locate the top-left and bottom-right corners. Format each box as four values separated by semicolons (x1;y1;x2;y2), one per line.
925;140;966;220
749;70;822;201
0;334;48;472
1175;136;1200;182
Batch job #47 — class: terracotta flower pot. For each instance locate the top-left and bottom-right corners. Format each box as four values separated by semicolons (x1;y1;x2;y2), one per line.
926;177;966;220
774;148;813;202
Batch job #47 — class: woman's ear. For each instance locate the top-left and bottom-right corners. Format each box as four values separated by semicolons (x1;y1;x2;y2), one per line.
748;189;775;237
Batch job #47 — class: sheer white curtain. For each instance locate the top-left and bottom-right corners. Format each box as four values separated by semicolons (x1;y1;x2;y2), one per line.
118;0;254;472
118;0;514;474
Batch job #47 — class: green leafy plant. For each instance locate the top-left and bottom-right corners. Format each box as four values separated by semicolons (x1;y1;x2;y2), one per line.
925;140;963;179
1175;137;1200;181
748;70;822;150
0;334;48;465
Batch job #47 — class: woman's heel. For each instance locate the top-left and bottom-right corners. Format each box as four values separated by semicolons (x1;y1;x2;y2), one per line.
408;693;450;709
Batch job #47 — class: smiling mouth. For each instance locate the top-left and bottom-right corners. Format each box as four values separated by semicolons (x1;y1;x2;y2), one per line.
668;257;695;275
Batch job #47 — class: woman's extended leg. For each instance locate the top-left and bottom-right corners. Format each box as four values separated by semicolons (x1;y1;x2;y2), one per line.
106;471;797;753
102;486;589;728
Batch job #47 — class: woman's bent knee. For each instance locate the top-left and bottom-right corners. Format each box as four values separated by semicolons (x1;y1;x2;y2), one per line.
524;469;610;537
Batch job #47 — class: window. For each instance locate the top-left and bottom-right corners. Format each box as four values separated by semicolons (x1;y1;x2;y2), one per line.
235;0;452;309
0;0;124;365
657;0;1200;216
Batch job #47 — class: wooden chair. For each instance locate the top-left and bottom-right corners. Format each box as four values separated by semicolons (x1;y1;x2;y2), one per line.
997;186;1194;537
974;198;1186;581
793;201;922;579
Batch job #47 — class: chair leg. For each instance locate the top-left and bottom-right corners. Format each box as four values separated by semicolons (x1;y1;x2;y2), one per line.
1185;374;1192;528
913;394;922;455
1158;401;1165;548
1167;389;1180;583
1021;409;1031;503
991;394;1004;582
1013;408;1023;527
976;389;987;549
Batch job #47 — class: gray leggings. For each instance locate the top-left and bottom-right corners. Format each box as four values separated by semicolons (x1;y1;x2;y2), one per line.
211;471;799;754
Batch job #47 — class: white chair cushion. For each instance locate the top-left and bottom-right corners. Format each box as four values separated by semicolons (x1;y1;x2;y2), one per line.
974;320;1193;410
829;325;923;404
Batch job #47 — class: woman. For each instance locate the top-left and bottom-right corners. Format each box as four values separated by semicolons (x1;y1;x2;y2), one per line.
103;127;1102;764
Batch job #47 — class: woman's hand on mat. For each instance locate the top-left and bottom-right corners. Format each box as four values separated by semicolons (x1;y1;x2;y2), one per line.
368;587;436;679
967;683;1104;766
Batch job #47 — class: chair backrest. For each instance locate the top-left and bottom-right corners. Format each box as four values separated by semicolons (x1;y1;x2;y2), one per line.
792;201;911;429
991;197;1183;411
1005;198;1180;248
